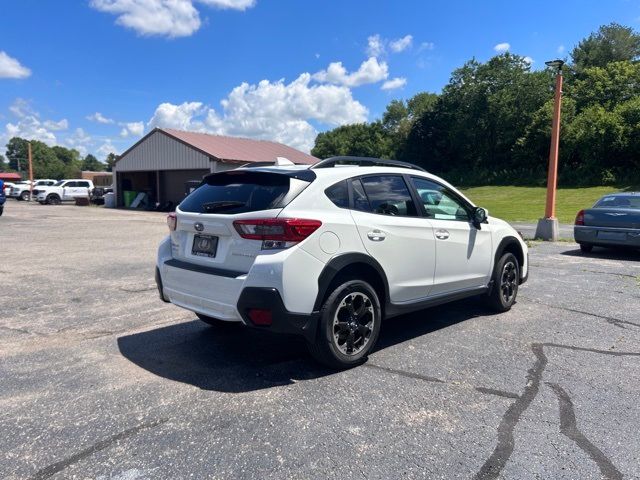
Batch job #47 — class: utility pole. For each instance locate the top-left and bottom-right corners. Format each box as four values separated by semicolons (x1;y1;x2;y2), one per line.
28;142;34;200
535;59;565;241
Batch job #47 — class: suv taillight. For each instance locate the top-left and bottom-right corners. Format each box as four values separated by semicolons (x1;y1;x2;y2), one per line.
167;212;177;232
233;218;322;249
575;209;585;226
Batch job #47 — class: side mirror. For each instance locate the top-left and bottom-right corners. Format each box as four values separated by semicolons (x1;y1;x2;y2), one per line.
473;207;488;228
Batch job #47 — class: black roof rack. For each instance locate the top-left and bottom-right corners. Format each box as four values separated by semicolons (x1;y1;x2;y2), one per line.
311;156;426;172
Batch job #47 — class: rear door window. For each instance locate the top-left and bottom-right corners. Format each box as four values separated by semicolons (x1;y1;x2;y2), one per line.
359;175;418;216
179;171;311;214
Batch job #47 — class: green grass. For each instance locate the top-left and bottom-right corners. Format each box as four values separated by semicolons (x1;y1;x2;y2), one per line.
460;186;629;224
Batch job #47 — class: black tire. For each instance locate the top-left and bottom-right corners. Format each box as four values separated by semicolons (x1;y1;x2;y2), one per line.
486;252;520;312
0;206;3;216
20;191;30;201
579;243;593;253
308;279;382;369
196;312;242;329
47;194;61;205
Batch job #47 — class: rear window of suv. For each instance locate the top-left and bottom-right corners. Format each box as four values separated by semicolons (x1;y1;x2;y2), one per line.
179;171;312;214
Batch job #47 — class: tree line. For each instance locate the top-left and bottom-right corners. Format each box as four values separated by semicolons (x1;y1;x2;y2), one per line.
0;137;117;179
312;23;640;187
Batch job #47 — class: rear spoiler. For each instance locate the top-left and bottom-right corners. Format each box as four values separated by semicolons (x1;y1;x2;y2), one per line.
203;168;316;184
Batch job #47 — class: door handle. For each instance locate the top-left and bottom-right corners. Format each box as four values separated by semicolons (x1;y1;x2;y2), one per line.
435;229;450;240
367;230;386;241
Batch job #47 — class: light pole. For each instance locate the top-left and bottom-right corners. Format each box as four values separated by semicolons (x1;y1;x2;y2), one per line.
535;59;565;241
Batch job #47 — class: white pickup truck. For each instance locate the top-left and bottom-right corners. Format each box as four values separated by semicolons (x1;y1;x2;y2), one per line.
10;179;56;201
35;179;94;205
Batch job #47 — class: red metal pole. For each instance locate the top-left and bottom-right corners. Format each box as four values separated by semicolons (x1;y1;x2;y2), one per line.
544;71;563;219
28;142;34;199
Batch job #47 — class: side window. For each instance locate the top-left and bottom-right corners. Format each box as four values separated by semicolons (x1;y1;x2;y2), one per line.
63;181;76;188
352;179;371;212
78;181;91;188
411;177;470;221
325;180;349;209
359;175;417;217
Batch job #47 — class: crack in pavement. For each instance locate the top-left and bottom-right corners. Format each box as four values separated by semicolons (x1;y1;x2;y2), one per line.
547;382;623;480
521;296;640;330
363;363;521;400
28;418;167;480
473;343;640;479
473;343;547;480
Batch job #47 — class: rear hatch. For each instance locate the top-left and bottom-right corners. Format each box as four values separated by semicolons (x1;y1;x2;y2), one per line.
584;195;640;229
170;168;315;274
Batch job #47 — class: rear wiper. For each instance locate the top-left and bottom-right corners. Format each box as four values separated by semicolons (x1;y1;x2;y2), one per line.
201;201;246;212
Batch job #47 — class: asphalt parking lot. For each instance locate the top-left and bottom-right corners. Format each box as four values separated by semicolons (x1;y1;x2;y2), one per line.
1;200;640;480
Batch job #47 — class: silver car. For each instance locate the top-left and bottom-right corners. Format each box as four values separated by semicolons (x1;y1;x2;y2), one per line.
574;192;640;252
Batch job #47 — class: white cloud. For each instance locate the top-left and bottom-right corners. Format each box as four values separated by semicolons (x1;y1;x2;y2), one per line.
313;57;388;87
0;51;31;79
148;73;368;152
43;119;69;131
557;45;565;54
494;42;510;53
366;34;385;57
119;121;145;137
87;112;114;124
381;77;407;90
4;116;57;146
9;98;36;118
148;102;206;130
197;0;255;9
523;56;534;65
90;0;256;37
97;141;120;158
418;42;435;52
389;35;413;53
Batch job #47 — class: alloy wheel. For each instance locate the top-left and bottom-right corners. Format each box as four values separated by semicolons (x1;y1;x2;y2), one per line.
332;292;375;356
500;261;518;304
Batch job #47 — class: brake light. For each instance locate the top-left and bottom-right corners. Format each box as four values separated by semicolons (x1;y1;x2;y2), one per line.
167;212;177;232
575;209;585;226
233;218;322;249
247;308;273;326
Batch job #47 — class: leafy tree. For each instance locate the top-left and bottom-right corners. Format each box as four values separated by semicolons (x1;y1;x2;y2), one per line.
81;154;106;172
0;154;10;172
570;61;640;110
5;137;28;172
105;152;118;172
30;141;66;179
311;122;392;159
52;146;82;178
571;23;640;71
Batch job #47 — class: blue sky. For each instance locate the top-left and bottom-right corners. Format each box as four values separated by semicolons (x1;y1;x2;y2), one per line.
1;0;639;159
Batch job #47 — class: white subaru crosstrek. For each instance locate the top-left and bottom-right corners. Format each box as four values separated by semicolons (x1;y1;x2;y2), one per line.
156;157;528;368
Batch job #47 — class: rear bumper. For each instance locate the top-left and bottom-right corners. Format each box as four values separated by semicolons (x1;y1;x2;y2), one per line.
237;287;318;342
158;258;246;322
574;226;640;248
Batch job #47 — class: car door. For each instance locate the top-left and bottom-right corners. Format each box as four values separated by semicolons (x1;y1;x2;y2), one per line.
410;177;492;296
61;181;75;200
349;175;436;303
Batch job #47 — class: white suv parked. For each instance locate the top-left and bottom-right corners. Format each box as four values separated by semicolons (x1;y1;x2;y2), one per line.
156;157;528;368
11;179;56;201
35;179;94;205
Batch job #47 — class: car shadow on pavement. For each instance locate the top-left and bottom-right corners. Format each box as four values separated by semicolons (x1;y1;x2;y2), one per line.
117;299;489;393
560;246;640;262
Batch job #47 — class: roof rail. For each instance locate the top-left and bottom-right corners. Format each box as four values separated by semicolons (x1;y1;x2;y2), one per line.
311;156;426;172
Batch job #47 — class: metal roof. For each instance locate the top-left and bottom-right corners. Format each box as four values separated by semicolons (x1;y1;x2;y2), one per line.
116;128;318;166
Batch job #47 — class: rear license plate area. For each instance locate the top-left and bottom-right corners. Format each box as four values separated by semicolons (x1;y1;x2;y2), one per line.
192;234;219;257
597;231;626;241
